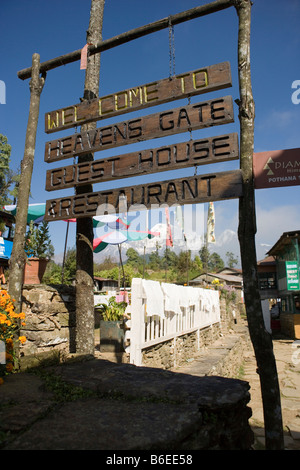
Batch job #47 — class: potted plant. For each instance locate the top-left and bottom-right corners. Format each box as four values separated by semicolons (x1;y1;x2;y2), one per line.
24;220;54;284
95;296;128;352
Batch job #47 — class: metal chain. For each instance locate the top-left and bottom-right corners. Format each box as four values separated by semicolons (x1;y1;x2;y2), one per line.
188;97;193;141
168;17;175;78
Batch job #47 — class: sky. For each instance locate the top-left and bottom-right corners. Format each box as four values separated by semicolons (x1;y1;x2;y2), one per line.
1;0;300;267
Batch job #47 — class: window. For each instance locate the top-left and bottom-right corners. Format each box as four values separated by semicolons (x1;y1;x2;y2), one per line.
258;272;277;290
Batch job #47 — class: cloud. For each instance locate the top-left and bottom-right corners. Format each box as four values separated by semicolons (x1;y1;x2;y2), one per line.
215;229;238;247
257;109;294;131
256;203;300;259
255;107;300;150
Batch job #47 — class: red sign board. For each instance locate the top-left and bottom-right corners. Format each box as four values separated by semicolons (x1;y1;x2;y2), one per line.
253;148;300;189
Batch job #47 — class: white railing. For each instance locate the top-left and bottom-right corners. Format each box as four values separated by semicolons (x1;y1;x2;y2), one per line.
128;278;220;366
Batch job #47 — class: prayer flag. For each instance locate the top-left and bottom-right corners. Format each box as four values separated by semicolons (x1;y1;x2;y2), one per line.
207;202;216;244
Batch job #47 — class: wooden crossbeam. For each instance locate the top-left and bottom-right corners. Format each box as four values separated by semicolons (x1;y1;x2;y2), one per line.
17;0;235;80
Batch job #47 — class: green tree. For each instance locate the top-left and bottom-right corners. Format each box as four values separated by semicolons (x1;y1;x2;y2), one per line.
94;256;117;272
193;255;203;272
25;221;54;259
226;251;238;268
126;248;142;267
148;241;162;270
176;250;191;284
95;264;141;287
162;248;178;269
199;245;210;271
0;134;19;206
209;252;224;272
63;247;77;283
43;261;62;284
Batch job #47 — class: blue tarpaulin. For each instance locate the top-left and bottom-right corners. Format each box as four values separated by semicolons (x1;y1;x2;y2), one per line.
0;237;13;259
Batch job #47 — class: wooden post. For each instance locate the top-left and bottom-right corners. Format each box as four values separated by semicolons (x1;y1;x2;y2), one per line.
61;220;69;284
235;0;284;450
130;278;144;366
9;54;45;315
75;0;105;355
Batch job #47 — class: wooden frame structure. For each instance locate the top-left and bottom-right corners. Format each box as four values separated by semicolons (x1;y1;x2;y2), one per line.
12;0;284;449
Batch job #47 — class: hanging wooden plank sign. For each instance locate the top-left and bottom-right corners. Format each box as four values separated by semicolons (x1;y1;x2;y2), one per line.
45;62;232;133
44;169;242;222
44;95;234;163
45;133;239;191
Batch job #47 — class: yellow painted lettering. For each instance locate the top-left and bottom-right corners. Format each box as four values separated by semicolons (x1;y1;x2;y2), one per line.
129;87;143;106
144;82;158;103
47;112;59;130
62;107;76;126
114;91;128;111
74;106;86;123
193;70;208;89
98;95;114;115
176;73;189;93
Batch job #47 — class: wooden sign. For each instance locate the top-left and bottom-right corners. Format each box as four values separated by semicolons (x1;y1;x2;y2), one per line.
45;133;239;191
44;95;234;163
44;169;242;222
45;62;232;134
253;148;300;189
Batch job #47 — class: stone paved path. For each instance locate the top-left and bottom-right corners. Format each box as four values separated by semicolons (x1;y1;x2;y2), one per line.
174;331;300;450
243;337;300;450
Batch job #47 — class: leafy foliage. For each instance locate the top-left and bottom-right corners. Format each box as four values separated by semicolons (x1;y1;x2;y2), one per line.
126;247;143;267
226;251;239;268
95;296;127;321
41;244;228;287
0;134;20;206
43;247;77;285
25;221;54;259
94;264;141;286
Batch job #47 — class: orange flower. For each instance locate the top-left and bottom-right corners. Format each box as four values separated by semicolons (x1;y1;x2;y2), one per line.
18;336;26;344
6;362;13;372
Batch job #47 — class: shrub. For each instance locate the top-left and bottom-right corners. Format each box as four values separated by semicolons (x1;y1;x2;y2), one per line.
0;289;26;383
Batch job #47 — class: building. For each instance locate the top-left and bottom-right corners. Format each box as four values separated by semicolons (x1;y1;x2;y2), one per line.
190;267;243;295
94;276;119;292
266;231;300;339
257;256;278;300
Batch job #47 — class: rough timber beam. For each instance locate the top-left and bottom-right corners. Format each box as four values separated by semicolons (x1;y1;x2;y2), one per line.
17;0;235;80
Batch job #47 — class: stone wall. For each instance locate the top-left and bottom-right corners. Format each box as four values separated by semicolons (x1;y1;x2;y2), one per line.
142;323;220;369
140;295;243;370
220;295;243;333
20;284;76;367
19;284;242;369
